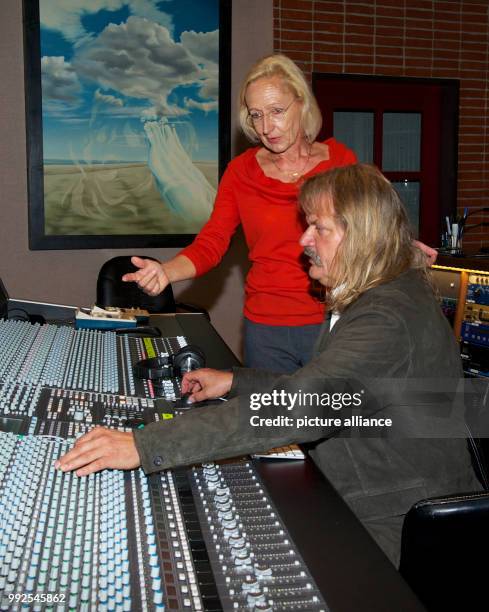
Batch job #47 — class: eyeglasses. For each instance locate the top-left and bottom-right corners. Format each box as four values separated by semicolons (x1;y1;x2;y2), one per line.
246;98;297;127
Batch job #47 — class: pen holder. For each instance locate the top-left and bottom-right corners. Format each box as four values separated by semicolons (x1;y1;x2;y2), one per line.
438;247;464;256
439;235;463;256
448;247;463;256
440;223;463;255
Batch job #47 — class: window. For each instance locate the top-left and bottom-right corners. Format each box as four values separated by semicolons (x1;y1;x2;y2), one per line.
313;74;459;245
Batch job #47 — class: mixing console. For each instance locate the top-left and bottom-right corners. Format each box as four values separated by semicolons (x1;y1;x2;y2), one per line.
0;318;328;611
0;433;327;611
0;319;185;397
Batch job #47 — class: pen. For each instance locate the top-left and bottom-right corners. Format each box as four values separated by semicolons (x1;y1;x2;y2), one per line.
451;223;458;248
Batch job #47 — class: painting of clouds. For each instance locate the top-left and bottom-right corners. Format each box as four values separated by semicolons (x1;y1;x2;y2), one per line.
38;0;221;237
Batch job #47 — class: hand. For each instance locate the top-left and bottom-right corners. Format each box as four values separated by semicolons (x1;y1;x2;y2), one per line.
181;368;233;403
413;240;438;266
143;118;215;224
54;427;141;476
122;256;170;296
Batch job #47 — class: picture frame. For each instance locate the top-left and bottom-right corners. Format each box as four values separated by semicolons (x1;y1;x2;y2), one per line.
23;0;231;250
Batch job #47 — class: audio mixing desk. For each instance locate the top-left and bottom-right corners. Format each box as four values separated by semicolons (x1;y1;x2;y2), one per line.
0;312;424;612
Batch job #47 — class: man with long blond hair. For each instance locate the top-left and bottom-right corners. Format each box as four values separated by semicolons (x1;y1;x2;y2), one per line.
57;164;480;566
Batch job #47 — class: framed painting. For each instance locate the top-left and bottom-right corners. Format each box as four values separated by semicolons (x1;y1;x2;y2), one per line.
23;0;231;249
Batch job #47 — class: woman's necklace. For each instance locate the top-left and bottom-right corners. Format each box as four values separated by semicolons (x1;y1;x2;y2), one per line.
269;144;312;181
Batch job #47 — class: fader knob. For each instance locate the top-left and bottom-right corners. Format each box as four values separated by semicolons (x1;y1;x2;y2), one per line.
228;534;246;548
242;576;259;592
215;500;233;512
254;563;272;577
233;545;251;566
223;522;240;538
218;510;235;522
247;589;266;606
214;486;230;498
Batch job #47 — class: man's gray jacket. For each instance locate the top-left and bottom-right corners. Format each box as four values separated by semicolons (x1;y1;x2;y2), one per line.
134;269;481;564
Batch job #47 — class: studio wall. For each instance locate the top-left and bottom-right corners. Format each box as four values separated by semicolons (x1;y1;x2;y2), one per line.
273;0;489;249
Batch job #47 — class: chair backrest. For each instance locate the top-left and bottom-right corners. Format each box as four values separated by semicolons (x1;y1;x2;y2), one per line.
399;490;489;612
0;277;8;319
96;256;176;313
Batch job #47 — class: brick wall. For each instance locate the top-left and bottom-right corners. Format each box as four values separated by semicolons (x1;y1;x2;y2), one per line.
273;0;489;249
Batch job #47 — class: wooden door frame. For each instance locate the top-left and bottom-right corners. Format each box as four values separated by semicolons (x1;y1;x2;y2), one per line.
312;73;459;245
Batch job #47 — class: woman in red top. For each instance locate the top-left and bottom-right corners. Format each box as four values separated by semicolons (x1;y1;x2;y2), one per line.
124;54;357;373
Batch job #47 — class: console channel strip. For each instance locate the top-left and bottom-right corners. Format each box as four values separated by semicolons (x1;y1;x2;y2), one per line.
0;380;178;438
0;434;328;612
461;274;489;377
0;319;185;397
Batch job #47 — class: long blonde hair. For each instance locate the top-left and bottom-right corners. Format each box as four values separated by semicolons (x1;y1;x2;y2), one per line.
238;54;322;144
299;164;429;312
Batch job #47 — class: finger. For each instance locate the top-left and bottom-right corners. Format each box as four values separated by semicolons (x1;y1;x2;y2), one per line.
54;427;103;469
72;426;106;446
123;267;155;285
142;284;160;297
190;388;209;402
123;257;149;282
56;428;107;467
427;249;438;265
135;265;157;283
182;371;199;385
122;272;138;283
181;374;195;394
141;266;158;280
181;378;195;394
76;458;107;477
181;377;192;394
140;275;159;293
183;380;203;395
182;371;204;390
131;256;147;269
56;443;104;472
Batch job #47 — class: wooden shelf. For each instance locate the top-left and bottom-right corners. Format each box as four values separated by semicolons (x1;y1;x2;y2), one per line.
434;254;489;274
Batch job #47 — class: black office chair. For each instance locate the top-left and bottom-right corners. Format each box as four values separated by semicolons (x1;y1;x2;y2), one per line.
399;490;489;612
96;256;209;319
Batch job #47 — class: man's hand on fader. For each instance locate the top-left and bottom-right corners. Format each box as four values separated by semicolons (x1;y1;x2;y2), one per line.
54;427;141;476
181;368;233;403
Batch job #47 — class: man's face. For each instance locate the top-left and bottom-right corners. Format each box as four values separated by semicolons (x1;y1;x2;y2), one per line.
299;197;345;287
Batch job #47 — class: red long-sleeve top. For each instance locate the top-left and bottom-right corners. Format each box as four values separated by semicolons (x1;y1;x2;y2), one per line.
181;138;357;326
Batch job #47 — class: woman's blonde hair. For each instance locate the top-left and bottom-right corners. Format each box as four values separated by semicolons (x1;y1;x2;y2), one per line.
238;54;322;144
299;163;429;312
